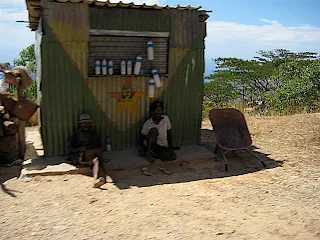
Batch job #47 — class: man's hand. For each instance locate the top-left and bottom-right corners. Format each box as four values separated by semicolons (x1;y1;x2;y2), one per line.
78;152;92;166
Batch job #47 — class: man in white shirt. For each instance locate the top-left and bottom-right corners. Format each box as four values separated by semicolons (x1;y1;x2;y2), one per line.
139;101;179;162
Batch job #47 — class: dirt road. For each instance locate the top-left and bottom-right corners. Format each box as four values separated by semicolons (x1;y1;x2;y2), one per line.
1;113;319;239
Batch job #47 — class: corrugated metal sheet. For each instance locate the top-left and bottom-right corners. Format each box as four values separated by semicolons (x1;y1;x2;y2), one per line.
88;35;168;75
89;6;172;33
40;1;89;155
85;76;169;150
26;0;204;31
39;1;206;155
41;33;87;155
164;48;204;145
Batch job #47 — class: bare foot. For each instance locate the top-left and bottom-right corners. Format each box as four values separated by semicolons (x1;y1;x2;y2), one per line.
159;167;172;175
93;177;105;188
141;167;152;176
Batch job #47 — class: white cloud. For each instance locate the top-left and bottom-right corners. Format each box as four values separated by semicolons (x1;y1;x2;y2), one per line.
0;8;29;22
204;19;320;74
0;0;25;5
258;18;280;25
207;20;320;43
0;3;33;63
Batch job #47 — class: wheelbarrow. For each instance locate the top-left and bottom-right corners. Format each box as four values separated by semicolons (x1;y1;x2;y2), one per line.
209;108;266;171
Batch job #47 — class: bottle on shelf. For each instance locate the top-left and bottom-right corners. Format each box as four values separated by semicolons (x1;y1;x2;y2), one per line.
102;59;107;75
127;60;132;75
120;60;126;75
108;60;113;75
106;136;111;152
95;60;101;75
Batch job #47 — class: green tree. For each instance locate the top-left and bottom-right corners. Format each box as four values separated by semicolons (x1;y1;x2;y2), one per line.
0;62;11;70
12;44;37;102
269;59;320;112
204;78;237;103
13;44;36;74
206;49;319;104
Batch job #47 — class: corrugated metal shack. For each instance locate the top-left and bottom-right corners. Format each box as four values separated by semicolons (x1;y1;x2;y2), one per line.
26;0;209;155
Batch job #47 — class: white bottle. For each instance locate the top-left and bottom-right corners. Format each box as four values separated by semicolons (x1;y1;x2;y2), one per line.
108;60;113;75
95;60;101;75
148;78;155;98
134;55;142;75
102;59;107;75
127;60;132;75
152;68;161;88
120;60;126;75
106;136;111;152
147;40;154;60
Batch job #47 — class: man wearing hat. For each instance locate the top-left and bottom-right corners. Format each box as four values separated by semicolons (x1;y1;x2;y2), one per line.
69;113;106;188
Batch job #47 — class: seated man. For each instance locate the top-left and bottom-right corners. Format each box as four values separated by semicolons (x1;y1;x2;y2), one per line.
69;113;106;188
139;101;179;162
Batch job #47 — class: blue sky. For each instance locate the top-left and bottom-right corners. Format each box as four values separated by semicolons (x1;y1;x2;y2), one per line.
1;0;319;75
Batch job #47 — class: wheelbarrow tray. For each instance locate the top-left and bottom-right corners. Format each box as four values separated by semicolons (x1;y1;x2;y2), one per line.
209;108;266;171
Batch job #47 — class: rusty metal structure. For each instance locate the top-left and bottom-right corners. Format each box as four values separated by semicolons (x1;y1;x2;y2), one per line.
25;0;209;155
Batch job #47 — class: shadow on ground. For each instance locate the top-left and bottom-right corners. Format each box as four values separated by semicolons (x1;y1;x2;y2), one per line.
107;131;283;189
1;129;283;193
0;166;22;197
0;141;40;197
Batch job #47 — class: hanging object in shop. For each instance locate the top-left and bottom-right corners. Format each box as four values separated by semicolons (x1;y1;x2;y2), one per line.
147;40;154;60
95;60;101;75
148;78;155;98
108;60;113;75
134;55;142;75
102;59;107;75
152;68;161;88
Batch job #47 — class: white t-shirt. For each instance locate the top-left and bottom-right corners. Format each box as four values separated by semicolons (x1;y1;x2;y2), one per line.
141;115;172;147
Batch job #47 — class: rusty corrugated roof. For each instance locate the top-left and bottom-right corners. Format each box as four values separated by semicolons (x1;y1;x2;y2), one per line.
25;0;205;31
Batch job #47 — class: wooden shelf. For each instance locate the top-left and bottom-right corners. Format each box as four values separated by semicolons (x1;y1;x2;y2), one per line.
88;74;169;78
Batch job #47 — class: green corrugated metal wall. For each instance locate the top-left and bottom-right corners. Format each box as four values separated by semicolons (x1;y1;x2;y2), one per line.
40;2;206;155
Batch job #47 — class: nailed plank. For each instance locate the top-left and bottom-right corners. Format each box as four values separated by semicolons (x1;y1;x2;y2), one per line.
90;29;170;38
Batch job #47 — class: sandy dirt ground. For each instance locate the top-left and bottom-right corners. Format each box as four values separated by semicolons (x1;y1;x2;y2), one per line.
1;113;320;240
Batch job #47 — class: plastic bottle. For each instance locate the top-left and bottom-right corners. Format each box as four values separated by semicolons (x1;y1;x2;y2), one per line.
134;55;142;75
101;59;107;75
120;60;126;75
108;60;113;75
106;136;111;152
95;60;101;75
152;68;161;88
148;78;155;98
147;40;154;60
127;60;132;75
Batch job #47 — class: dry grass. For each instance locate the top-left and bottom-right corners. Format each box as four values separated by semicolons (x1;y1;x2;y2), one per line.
1;113;320;240
246;113;320;165
202;112;320;167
